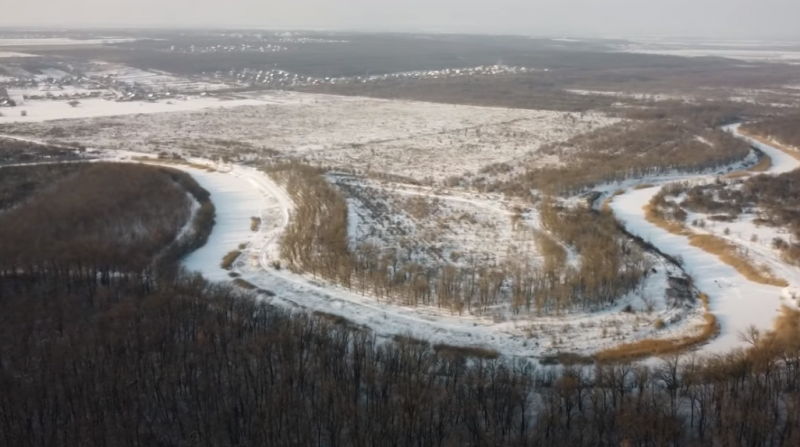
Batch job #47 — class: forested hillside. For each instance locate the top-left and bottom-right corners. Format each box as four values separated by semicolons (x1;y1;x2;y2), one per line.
0;162;214;272
2;266;800;446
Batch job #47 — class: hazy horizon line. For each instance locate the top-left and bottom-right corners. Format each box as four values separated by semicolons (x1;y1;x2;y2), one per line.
1;25;799;44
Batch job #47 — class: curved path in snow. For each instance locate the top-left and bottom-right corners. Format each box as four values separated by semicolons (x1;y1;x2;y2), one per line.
7;122;797;358
180;165;544;356
609;125;800;353
175;163;688;360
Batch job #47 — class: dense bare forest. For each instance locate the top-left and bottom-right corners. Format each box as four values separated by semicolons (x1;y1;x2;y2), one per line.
744;171;800;266
296;75;620;112
486;120;751;197
0;163;214;273
267;163;654;318
741;114;800;148
0;137;87;165
0;163;86;210
537;200;652;312
2;262;800;446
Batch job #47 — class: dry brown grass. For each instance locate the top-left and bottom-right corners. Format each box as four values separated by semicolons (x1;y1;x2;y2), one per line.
688;234;788;287
232;278;257;290
748;153;773;172
313;311;371;331
744;306;800;359
698;292;710;311
601;190;626;212
767;306;800;348
723;171;752;180
220;250;242;270
643;203;691;235
722;152;772;178
250;217;261;232
644;195;788;287
633;183;656;190
594;312;719;363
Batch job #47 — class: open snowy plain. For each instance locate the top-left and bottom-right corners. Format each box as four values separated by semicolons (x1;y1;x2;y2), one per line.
1;91;617;182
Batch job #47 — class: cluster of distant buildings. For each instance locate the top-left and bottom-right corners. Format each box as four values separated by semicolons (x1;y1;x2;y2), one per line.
169;43;288;54
276;37;349;44
0;68;200;106
218;65;540;89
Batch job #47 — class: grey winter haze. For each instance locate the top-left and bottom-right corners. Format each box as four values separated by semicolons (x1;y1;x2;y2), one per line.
4;0;800;441
5;0;800;39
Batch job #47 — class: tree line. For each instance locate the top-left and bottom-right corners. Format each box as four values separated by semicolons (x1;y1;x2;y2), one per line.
0;137;86;165
741;114;800;148
0;162;215;276
2;263;800;446
267;163;651;317
483;120;750;198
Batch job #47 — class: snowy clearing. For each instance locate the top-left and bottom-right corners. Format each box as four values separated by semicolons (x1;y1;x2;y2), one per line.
81;62;235;92
617;39;800;64
0;52;37;58
0;38;139;47
0;96;274;123
1;92;620;182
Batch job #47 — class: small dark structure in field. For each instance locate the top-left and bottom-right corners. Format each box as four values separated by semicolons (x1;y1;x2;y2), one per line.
0;87;16;107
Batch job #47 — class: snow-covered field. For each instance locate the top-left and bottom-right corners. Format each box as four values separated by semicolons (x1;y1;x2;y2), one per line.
1;92;619;181
81;62;235;92
617;39;800;64
566;89;691;102
335;175;542;270
0;38;138;47
0;96;273;123
0;52;37;58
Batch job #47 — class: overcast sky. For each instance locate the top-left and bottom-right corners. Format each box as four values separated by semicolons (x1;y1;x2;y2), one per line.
5;0;800;40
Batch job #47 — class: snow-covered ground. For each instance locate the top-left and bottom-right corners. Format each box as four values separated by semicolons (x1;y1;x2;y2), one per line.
180;166;272;283
0;51;37;58
608;125;800;353
0;96;277;123
6;83;785;360
565;89;691;102
0;38;138;47
1;92;619;181
617;39;800;64
160;162;701;360
82;62;235;92
335;175;537;269
727;123;800;174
